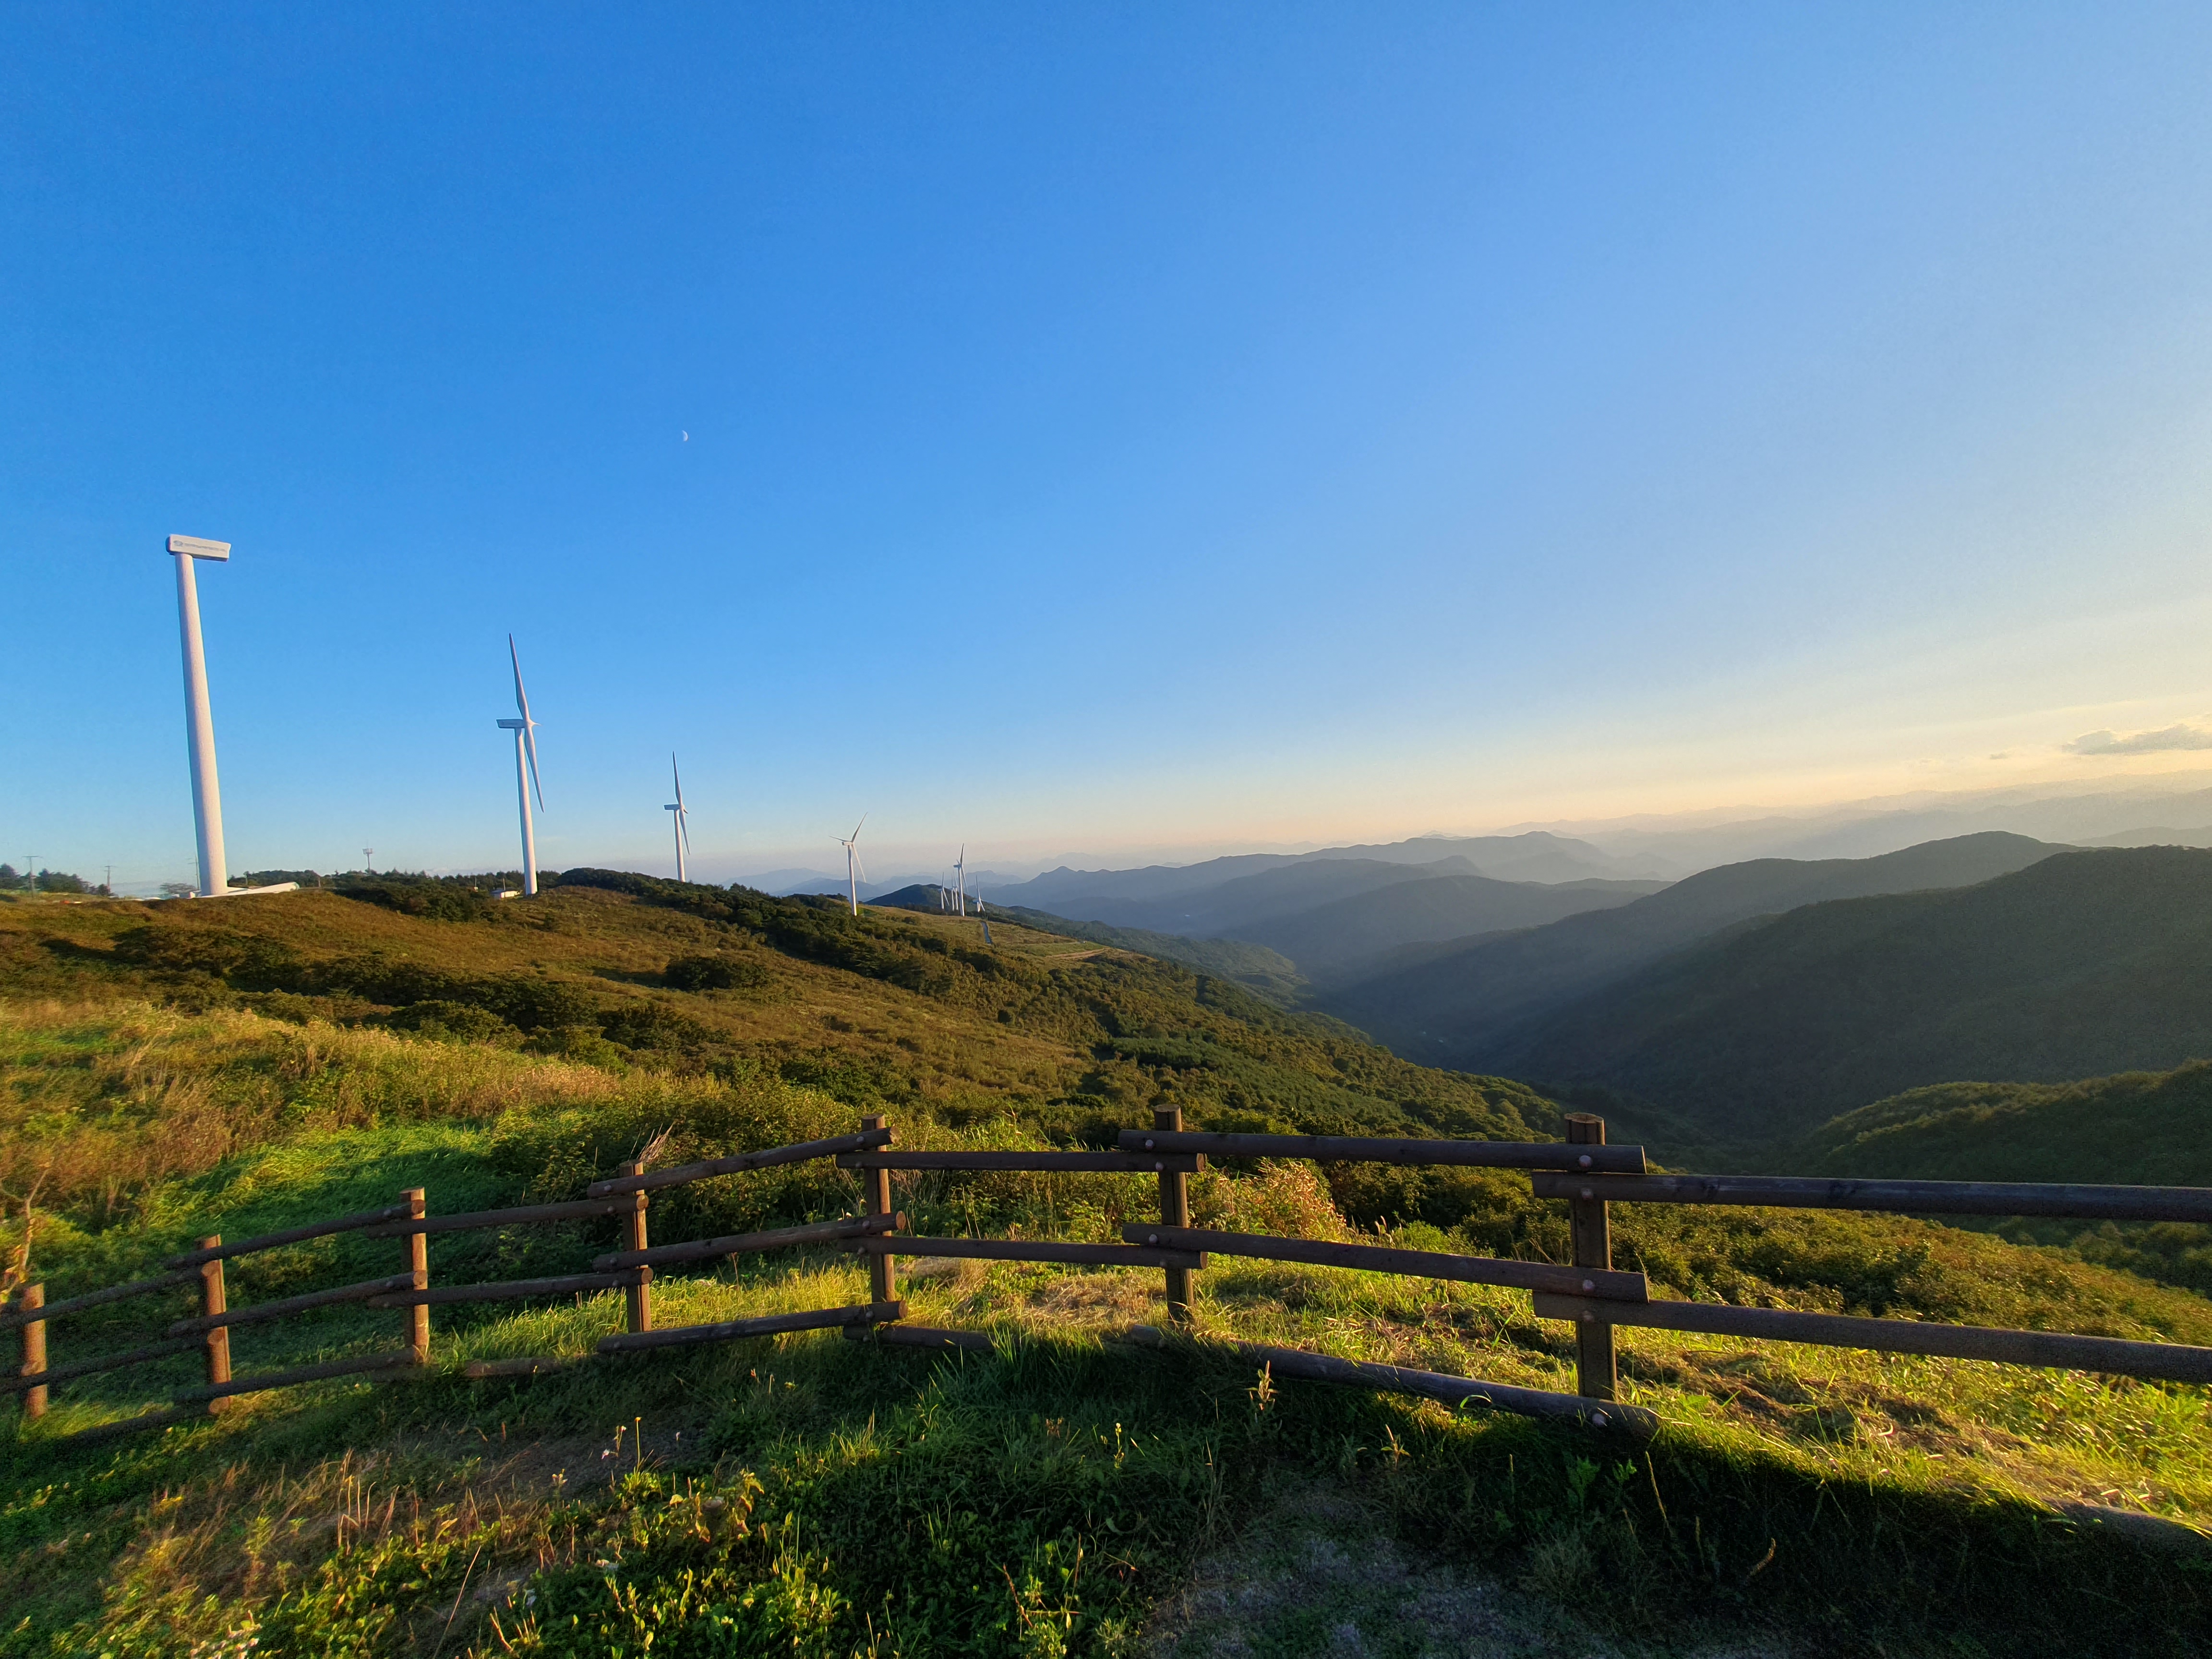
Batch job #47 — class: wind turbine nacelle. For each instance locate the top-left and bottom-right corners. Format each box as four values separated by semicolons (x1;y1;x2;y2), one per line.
167;535;231;560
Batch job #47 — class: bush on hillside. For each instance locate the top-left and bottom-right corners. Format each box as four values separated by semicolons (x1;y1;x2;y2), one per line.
384;998;521;1045
335;876;494;921
665;951;771;992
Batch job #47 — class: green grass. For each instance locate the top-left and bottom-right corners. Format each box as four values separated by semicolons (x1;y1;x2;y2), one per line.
4;881;2212;1656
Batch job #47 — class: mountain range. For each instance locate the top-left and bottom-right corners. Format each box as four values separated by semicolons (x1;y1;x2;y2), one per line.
1312;831;2065;1058
1433;846;2212;1162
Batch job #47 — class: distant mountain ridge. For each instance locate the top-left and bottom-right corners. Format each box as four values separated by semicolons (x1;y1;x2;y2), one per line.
1314;831;2066;1062
999;830;1660;914
1477;846;2212;1159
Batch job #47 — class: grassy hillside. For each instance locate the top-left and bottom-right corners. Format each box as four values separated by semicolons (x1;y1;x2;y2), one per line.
1479;847;2212;1161
3;877;2211;1656
1801;1061;2212;1296
1315;831;2063;1061
938;901;1306;1004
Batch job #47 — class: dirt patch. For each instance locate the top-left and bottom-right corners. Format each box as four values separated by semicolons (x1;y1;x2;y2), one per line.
1147;1483;1796;1659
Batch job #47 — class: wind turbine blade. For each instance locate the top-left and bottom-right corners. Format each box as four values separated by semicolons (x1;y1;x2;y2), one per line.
524;724;544;811
850;813;867;843
671;753;685;809
679;814;691;857
509;635;534;723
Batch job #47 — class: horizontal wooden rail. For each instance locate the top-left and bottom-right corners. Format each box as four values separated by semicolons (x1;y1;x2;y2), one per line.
1;1268;197;1330
60;1405;206;1446
1121;1130;1646;1174
836;1150;1203;1173
847;1324;998;1352
1126;1225;1648;1301
586;1128;894;1197
597;1299;905;1354
855;1236;1206;1270
0;1334;199;1396
168;1273;421;1335
364;1198;629;1238
175;1350;424;1403
368;1270;644;1308
164;1205;414;1268
1530;1171;2212;1224
1121;1325;1657;1439
1530;1293;2212;1383
595;1213;900;1272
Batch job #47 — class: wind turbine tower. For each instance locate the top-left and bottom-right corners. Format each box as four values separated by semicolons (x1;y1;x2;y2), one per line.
496;636;545;896
838;816;867;915
954;845;967;917
665;754;691;882
167;534;231;897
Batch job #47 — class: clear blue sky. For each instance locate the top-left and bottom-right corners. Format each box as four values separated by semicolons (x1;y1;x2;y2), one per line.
8;4;2212;889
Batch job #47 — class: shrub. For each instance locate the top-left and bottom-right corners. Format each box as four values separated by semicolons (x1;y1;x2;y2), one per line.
665;952;771;992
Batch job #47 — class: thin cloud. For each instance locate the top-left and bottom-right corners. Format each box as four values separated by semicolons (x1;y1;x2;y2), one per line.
2067;721;2212;756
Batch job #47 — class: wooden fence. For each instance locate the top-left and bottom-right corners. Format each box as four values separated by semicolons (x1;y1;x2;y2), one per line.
9;1107;2212;1450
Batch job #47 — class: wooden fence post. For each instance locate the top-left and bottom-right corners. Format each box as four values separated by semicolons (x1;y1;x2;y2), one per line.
16;1284;45;1420
859;1115;896;1308
400;1189;430;1362
1564;1115;1616;1400
620;1162;653;1334
1155;1106;1193;1322
198;1237;231;1414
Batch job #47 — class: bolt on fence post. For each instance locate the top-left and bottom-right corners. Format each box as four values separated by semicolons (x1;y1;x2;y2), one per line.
1564;1114;1617;1401
860;1115;896;1307
16;1284;46;1420
1155;1106;1192;1322
400;1188;430;1362
198;1237;231;1414
620;1161;653;1333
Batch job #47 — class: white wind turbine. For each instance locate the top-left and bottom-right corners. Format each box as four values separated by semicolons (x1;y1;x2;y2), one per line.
665;754;691;882
495;636;545;896
954;844;967;917
838;815;867;915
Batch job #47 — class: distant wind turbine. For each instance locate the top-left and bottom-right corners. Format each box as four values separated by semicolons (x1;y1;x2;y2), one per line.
838;815;867;915
954;845;966;918
495;636;544;896
665;754;691;882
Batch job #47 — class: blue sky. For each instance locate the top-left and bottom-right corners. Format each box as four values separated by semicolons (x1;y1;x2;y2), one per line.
8;4;2212;889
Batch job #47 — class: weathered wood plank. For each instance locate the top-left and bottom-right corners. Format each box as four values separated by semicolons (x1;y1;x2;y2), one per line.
594;1213;900;1271
0;1334;199;1396
175;1350;423;1403
163;1206;414;1269
1530;1293;2212;1382
1529;1171;2212;1224
853;1237;1207;1270
596;1300;905;1354
364;1199;629;1238
168;1273;421;1335
368;1271;641;1308
1122;1225;1647;1301
836;1150;1203;1172
1121;1130;1645;1174
586;1128;894;1197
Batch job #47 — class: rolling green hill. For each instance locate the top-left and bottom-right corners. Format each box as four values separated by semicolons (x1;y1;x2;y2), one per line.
1315;831;2063;1061
1799;1062;2212;1296
1481;847;2212;1160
